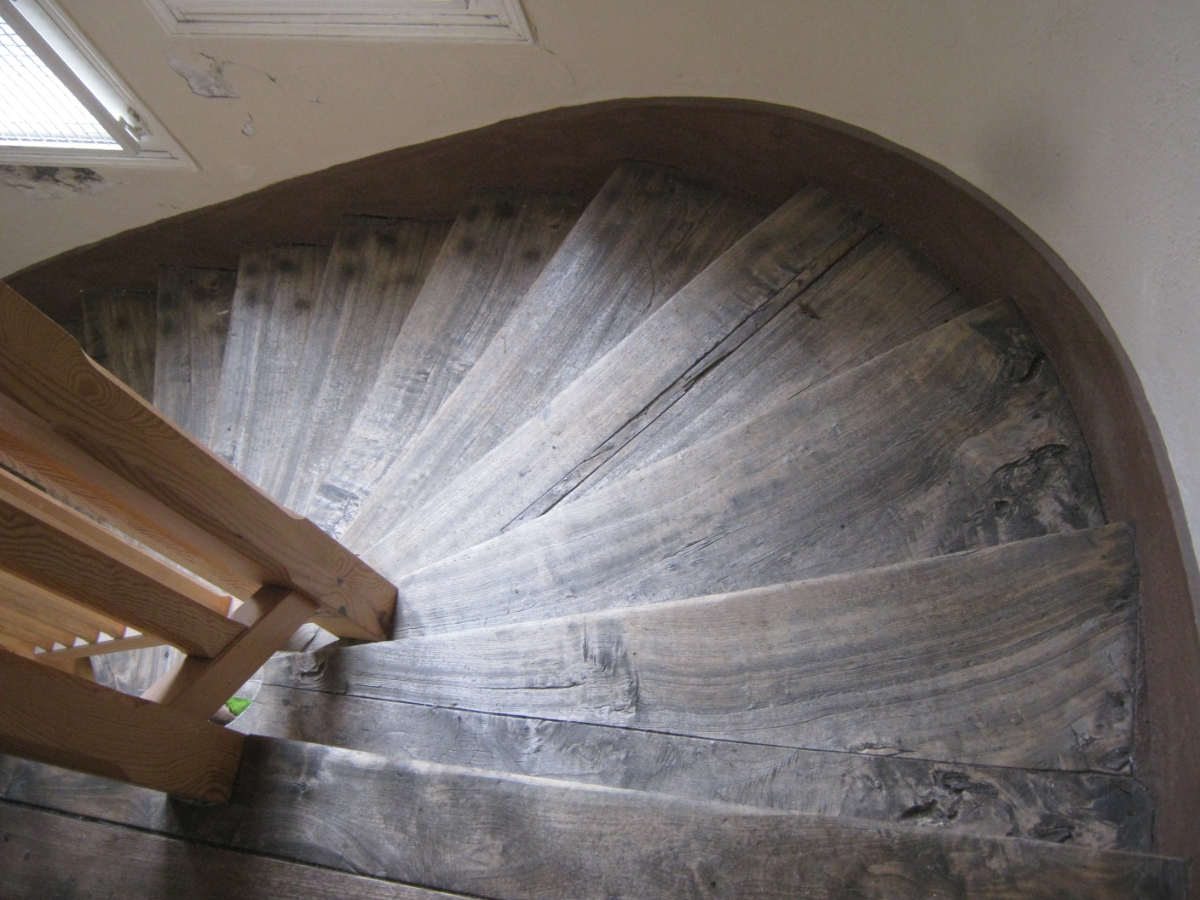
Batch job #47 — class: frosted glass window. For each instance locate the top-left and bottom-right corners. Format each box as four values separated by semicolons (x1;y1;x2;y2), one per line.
0;19;118;148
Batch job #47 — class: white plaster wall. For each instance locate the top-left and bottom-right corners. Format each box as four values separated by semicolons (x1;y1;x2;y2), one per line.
2;1;1198;568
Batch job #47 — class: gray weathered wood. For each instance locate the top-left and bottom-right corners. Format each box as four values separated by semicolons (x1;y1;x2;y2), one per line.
309;191;583;537
92;642;184;697
0;803;463;900
362;184;873;573
210;246;329;493
270;217;450;510
384;301;1105;633
342;163;769;550
153;267;235;445
280;527;1137;772
569;231;973;502
81;290;156;401
234;684;1152;850
0;739;1183;900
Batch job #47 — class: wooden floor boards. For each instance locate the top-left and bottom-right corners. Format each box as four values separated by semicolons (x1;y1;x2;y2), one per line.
308;191;583;536
0;739;1183;900
376;301;1105;631
341;162;770;550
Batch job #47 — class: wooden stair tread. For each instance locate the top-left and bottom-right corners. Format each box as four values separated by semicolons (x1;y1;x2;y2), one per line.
269;217;450;511
0;738;1185;900
273;527;1136;772
233;685;1151;851
80;290;157;402
308;191;583;536
210;245;329;493
358;183;874;574
0;803;459;900
341;162;770;550
382;300;1104;633
152;267;235;446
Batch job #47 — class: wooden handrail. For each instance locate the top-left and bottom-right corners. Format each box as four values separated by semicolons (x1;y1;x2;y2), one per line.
0;281;395;640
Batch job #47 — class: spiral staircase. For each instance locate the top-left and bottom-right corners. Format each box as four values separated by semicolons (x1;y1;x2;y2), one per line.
0;161;1188;898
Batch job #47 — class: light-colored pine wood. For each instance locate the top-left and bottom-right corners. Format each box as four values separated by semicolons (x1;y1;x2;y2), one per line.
210;246;329;490
0;737;1183;900
0;602;74;650
236;685;1151;850
153;267;235;445
81;291;156;401
0;631;35;657
0;467;241;658
143;586;317;717
0;648;243;803
569;231;973;501
0;567;125;642
0;803;466;900
309;192;583;536
360;185;873;572
0;280;395;640
0;390;267;604
40;633;165;661
383;301;1104;633
270;217;450;510
342;163;769;550
287;527;1136;772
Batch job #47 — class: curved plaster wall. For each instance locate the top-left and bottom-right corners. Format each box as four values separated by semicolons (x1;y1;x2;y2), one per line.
2;4;1198;602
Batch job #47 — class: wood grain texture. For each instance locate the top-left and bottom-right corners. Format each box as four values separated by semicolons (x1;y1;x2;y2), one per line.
363;185;874;574
0;281;395;640
569;230;971;501
153;267;235;445
210;246;329;492
236;685;1152;851
143;587;317;718
0;648;243;803
309;191;583;537
342;162;769;550
80;291;156;401
270;218;450;511
0;737;1184;900
387;301;1105;634
0;804;463;900
0;567;126;644
91;642;187;697
283;527;1138;772
0;468;241;658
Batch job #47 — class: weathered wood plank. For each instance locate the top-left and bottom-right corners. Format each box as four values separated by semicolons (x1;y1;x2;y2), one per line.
0;738;1184;899
342;163;770;550
81;290;156;401
236;684;1152;851
153;267;235;445
211;246;329;492
0;648;243;803
143;586;317;718
0;468;241;658
363;185;874;574
0;804;463;900
569;232;973;501
284;527;1137;772
268;218;450;511
91;642;186;696
386;301;1105;634
309;192;583;537
0;280;395;640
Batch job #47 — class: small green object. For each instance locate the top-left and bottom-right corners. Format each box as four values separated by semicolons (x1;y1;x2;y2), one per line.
226;697;251;716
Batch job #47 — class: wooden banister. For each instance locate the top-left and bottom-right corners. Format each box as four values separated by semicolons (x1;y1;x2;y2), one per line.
0;467;242;657
0;647;244;802
0;281;395;640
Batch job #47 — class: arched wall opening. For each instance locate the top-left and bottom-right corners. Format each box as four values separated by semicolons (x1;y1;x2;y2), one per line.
9;97;1199;867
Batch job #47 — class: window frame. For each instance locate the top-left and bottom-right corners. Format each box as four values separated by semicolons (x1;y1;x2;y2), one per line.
0;0;194;168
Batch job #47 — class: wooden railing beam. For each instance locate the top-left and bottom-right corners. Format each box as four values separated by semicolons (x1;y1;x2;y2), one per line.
0;282;395;640
37;633;165;661
0;647;244;802
143;585;319;718
0;467;242;658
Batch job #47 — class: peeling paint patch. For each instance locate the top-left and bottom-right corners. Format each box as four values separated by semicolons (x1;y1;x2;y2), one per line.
167;51;238;98
0;166;108;199
241;115;256;137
